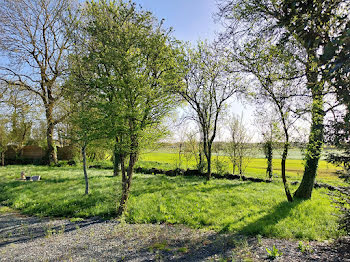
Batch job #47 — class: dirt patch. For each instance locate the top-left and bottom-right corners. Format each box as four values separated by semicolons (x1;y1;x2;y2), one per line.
0;209;349;261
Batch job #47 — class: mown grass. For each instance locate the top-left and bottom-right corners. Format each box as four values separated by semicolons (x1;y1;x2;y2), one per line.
0;165;343;240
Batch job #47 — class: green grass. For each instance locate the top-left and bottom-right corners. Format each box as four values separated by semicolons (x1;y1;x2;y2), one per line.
0;165;343;240
138;152;342;186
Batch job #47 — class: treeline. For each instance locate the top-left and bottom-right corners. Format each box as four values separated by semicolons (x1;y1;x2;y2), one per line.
0;0;349;216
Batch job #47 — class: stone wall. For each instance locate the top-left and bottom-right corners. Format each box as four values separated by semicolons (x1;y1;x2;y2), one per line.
4;145;74;164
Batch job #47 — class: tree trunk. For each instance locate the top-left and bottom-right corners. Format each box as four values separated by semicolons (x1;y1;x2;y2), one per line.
267;158;272;179
82;144;89;195
113;152;121;176
239;156;243;177
294;80;325;199
1;152;4;166
207;156;211;180
198;152;204;173
281;142;293;202
46;106;58;165
113;140;121;176
206;146;212;180
178;143;182;168
117;130;138;217
266;142;273;180
117;152;136;216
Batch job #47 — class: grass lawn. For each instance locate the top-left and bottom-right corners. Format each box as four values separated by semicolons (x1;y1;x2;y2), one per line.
0;165;343;241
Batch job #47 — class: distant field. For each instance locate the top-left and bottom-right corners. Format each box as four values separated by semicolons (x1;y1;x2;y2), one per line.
146;146;340;160
138;150;342;185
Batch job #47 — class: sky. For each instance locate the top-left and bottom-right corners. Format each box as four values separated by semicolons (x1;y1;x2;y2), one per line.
131;0;255;140
133;0;219;43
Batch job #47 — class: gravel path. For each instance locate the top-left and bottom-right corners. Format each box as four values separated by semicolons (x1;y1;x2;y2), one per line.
0;210;349;261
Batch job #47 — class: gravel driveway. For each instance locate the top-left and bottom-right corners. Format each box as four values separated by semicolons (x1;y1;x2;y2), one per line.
0;209;349;261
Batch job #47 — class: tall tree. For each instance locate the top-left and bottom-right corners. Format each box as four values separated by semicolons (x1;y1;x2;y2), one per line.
0;0;79;164
66;52;100;194
70;0;183;216
180;42;240;180
217;0;349;199
238;42;307;201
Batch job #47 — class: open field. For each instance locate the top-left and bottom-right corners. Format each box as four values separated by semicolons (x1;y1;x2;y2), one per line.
0;165;344;240
149;146;340;160
138;151;342;186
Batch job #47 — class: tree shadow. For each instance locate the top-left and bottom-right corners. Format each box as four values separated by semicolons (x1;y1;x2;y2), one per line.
0;212;106;247
237;199;303;236
130;176;251;197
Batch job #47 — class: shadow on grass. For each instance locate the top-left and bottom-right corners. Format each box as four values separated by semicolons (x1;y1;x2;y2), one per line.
235;199;303;236
0;181;118;219
130;175;251;197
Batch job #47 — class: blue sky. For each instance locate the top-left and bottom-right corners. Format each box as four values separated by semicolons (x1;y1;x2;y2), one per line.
130;1;255;139
133;0;220;43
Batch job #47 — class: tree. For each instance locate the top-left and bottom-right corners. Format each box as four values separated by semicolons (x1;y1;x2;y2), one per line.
224;113;253;176
255;111;281;180
179;41;239;180
213;142;229;175
31;120;47;148
7;90;33;152
235;41;307;201
217;0;349;199
0;118;9;166
66;53;102;195
262;126;276;180
71;0;183;216
69;101;101;195
0;88;34;154
184;130;203;170
0;0;79;165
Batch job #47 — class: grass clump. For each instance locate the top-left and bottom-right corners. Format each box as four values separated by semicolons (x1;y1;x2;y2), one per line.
0;206;13;214
266;245;283;259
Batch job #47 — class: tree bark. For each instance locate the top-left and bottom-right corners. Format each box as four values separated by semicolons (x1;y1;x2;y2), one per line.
294;75;325;199
281;142;293;202
232;161;236;175
239;155;243;177
113;151;121;176
198;152;204;173
265;142;273;180
117;131;138;217
1;152;4;166
117;152;136;216
46;106;58;165
207;152;211;180
204;144;212;180
113;138;121;176
82;144;89;195
178;143;182;168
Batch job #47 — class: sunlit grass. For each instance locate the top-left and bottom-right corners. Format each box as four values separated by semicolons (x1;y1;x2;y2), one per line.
0;165;343;240
139;152;341;185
